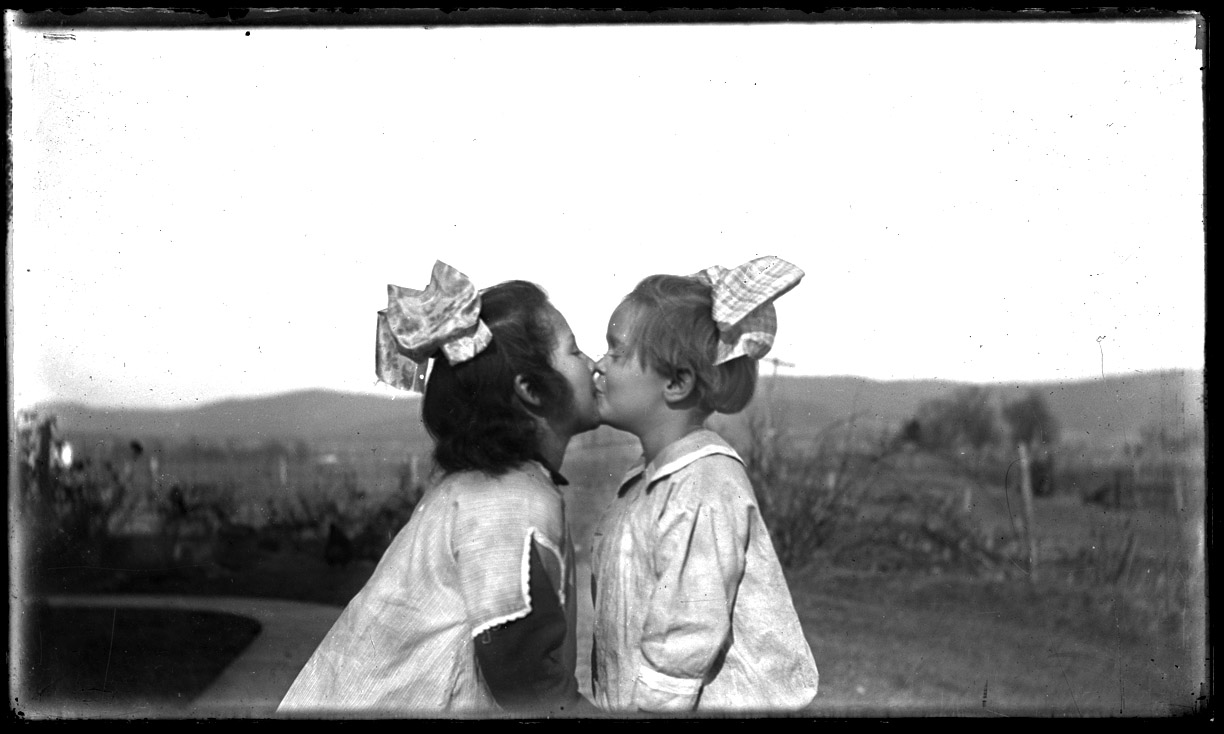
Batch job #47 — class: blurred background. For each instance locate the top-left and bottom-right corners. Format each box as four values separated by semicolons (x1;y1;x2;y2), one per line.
9;10;1206;718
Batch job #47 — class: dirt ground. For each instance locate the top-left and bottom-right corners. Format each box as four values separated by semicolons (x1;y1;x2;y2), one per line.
791;567;1202;717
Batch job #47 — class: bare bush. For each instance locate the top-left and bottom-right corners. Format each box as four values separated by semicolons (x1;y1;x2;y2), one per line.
741;411;899;570
258;469;363;548
259;458;422;561
159;481;239;564
738;406;1034;577
351;490;419;562
908;386;1002;454
835;489;1027;577
1001;389;1060;447
17;411;137;566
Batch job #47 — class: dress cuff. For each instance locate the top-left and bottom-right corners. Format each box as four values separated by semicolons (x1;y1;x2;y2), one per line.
637;665;703;696
634;665;703;711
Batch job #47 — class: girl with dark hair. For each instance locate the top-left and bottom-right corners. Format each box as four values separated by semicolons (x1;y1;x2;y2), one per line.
589;256;819;713
278;262;599;717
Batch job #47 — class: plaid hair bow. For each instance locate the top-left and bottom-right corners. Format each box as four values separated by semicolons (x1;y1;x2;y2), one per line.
692;256;805;365
375;260;493;393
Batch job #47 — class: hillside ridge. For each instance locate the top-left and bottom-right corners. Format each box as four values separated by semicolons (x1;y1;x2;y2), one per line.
31;369;1202;448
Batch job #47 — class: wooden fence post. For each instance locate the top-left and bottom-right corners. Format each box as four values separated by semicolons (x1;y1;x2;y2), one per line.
1018;442;1038;581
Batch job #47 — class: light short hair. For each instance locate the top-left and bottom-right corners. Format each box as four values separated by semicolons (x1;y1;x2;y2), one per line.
622;274;758;415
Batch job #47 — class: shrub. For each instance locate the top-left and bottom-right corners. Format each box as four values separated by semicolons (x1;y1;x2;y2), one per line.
740;408;1030;577
1001;389;1060;447
16;411;134;567
257;457;422;561
739;411;898;570
909;386;1002;454
834;488;1027;577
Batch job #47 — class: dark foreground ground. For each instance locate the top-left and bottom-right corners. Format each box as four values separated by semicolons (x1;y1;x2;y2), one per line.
18;530;1208;719
17;539;367;717
20;606;262;710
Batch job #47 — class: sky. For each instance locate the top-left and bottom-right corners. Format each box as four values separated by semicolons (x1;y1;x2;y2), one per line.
9;14;1205;410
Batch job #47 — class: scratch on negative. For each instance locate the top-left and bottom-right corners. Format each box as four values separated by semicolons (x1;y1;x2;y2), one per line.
901;656;925;688
1063;670;1083;716
102;608;117;692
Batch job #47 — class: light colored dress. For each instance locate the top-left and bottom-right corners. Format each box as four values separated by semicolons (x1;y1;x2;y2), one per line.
277;461;577;716
590;429;818;713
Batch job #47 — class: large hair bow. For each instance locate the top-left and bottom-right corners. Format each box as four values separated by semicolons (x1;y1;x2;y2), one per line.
375;260;493;393
692;255;805;365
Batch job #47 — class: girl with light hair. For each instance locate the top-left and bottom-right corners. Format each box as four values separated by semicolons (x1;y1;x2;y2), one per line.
590;256;819;714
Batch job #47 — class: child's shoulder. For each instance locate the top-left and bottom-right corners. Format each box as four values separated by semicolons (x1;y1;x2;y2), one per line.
447;464;565;524
676;450;751;485
660;445;756;509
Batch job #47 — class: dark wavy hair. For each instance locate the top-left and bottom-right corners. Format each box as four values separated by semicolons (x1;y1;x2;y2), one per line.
421;280;574;476
621;274;758;415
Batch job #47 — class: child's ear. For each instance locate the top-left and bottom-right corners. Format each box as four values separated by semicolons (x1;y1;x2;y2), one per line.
662;369;696;405
513;375;543;409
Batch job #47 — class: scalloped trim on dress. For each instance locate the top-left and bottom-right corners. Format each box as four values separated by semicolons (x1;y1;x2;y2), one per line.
469;526;566;638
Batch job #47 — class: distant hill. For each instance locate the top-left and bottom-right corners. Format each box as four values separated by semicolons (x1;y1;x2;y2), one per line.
34;389;429;448
31;370;1202;451
735;369;1203;448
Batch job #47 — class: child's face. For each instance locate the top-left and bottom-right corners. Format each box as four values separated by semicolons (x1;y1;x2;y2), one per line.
544;306;600;436
594;302;669;434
